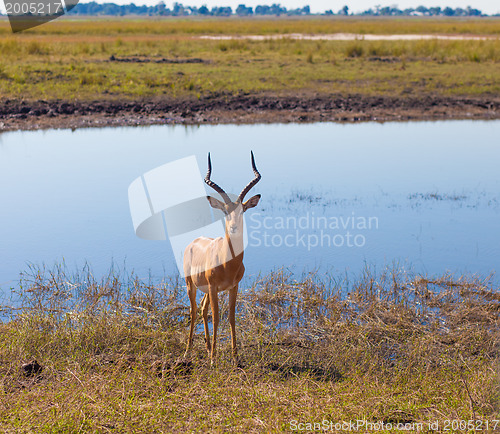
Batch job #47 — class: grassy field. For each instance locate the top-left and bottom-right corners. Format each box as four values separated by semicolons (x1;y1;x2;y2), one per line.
4;16;500;36
0;17;499;102
0;265;499;432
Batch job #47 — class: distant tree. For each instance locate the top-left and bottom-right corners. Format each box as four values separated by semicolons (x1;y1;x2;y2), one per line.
255;5;268;14
466;6;482;16
443;7;455;16
416;5;429;15
339;5;349;15
270;3;286;16
156;1;167;15
102;4;121;16
287;5;309;15
429;6;441;15
379;6;404;16
196;5;210;15
211;6;232;16
172;2;187;15
236;4;253;16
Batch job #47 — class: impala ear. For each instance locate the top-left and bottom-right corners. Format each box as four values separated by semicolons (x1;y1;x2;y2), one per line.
243;194;261;211
206;196;226;212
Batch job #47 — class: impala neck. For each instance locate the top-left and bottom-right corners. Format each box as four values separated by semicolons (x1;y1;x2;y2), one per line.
224;221;245;262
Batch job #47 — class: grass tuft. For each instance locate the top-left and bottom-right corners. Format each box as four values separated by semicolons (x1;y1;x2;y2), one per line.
346;42;364;58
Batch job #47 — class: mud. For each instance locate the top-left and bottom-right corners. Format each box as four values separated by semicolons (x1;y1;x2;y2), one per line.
107;55;208;64
0;93;499;132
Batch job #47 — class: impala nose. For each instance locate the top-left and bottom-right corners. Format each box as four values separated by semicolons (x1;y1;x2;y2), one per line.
230;225;238;234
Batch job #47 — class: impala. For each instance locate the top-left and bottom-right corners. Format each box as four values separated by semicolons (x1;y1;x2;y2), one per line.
183;152;261;364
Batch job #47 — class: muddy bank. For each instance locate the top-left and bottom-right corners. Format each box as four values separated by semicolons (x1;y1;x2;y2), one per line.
0;93;499;132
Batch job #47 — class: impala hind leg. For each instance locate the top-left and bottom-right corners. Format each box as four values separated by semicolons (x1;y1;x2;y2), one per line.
228;285;239;362
184;277;197;358
200;293;211;356
208;285;219;365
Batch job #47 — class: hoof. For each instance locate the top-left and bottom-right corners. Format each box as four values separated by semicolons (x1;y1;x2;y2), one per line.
172;359;194;376
22;360;42;376
156;359;193;378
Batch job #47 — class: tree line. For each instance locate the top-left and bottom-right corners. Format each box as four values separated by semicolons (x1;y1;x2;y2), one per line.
66;3;490;17
352;5;484;16
67;2;308;16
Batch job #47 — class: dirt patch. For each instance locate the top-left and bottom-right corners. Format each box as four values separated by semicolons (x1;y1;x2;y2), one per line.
0;93;499;132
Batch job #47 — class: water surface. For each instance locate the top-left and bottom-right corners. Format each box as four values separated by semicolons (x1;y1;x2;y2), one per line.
0;120;498;304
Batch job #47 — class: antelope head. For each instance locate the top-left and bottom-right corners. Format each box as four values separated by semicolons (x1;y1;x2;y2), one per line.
205;151;261;238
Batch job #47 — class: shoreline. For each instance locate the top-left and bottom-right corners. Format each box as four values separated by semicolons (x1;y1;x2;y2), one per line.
1;93;499;132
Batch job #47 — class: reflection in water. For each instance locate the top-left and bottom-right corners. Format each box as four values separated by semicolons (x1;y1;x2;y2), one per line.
0;120;498;303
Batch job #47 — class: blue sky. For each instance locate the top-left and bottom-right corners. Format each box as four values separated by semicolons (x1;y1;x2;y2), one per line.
88;0;499;15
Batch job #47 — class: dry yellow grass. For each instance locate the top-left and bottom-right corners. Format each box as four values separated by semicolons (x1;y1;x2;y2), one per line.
2;16;500;36
0;265;498;432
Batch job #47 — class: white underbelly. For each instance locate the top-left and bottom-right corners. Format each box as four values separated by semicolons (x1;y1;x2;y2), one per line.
195;283;233;294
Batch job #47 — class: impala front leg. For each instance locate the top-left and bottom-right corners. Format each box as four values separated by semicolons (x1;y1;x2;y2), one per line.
228;285;239;362
184;278;197;358
208;284;219;365
200;293;211;357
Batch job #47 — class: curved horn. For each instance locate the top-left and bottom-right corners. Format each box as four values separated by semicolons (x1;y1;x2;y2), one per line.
238;151;261;202
205;153;232;204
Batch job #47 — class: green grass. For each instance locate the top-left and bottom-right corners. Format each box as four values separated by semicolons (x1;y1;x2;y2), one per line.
0;18;499;102
0;265;499;432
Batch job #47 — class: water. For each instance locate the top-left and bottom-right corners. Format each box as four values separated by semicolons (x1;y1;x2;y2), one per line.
200;34;497;42
0;120;499;305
